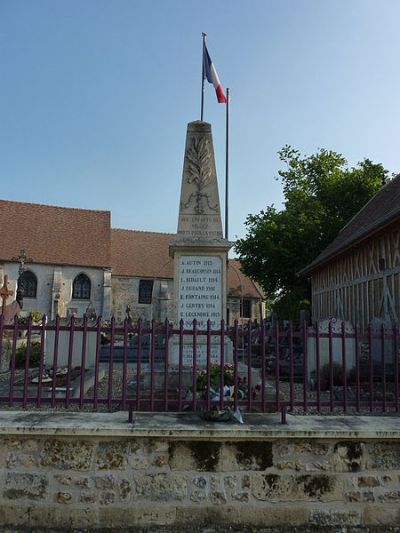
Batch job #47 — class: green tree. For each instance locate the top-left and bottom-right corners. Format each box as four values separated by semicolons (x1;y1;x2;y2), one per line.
235;146;388;320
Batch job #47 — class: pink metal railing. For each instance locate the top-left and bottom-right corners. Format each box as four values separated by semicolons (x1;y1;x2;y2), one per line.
0;314;398;415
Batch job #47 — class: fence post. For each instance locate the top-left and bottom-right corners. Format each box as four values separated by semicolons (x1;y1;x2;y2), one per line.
233;320;239;412
220;319;225;410
121;318;128;410
37;315;47;408
178;319;183;411
315;321;320;412
248;319;253;412
368;323;373;412
51;315;60;408
342;321;347;412
136;318;143;411
107;316;116;411
261;319;266;412
93;316;102;410
328;319;333;412
8;315;19;407
394;324;399;413
22;315;33;408
355;323;360;412
164;318;169;412
65;315;75;408
303;320;308;413
79;314;88;409
192;319;197;412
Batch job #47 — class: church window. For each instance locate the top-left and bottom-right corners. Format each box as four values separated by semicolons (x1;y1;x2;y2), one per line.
241;299;252;319
138;280;153;304
18;270;37;298
72;274;91;300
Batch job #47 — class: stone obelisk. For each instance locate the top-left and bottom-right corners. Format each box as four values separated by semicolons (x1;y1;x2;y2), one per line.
169;120;232;365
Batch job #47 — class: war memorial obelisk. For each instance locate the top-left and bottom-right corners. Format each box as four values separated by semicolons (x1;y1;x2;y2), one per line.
169;120;232;365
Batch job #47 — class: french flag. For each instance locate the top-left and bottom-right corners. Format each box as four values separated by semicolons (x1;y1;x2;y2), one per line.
203;46;227;104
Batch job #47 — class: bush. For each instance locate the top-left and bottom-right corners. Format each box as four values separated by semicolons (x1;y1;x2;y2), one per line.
15;342;42;368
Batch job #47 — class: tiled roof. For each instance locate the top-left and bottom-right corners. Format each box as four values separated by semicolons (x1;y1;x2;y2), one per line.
111;229;175;278
111;229;263;298
0;198;263;299
0;199;111;268
228;259;264;299
300;175;400;276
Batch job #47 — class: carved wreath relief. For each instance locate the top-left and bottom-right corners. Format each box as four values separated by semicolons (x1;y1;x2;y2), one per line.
181;137;219;215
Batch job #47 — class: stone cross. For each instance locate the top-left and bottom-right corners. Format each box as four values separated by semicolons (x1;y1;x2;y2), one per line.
0;275;14;316
11;249;33;277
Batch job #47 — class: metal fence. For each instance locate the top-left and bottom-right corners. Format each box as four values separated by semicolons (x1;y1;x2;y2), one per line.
0;315;399;414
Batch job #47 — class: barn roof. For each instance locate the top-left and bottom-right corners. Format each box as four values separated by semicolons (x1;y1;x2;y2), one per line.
300;174;400;276
0;199;111;268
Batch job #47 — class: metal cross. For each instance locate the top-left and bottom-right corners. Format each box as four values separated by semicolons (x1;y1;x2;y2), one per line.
11;249;33;277
0;275;14;316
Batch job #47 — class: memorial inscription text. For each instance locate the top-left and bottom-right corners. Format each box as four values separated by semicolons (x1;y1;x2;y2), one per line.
178;256;222;329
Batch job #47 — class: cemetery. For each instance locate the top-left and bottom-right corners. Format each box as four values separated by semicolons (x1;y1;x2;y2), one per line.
0;114;400;529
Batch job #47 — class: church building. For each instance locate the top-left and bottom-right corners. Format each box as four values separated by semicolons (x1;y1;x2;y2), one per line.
0;199;264;325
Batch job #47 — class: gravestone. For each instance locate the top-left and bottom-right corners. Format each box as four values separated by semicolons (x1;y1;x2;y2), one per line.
44;318;98;369
169;121;232;366
370;317;394;370
307;318;356;382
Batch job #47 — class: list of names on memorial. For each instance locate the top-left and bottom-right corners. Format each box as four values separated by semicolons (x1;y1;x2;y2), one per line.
179;256;222;329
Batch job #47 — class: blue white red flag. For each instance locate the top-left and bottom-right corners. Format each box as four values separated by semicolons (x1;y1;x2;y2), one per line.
203;46;227;104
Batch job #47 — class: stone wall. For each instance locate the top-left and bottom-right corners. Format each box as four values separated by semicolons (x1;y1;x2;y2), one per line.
1;432;400;528
1;262;107;320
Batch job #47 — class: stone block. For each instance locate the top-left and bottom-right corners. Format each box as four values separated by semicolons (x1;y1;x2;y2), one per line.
169;441;221;471
378;490;400;502
4;472;48;501
94;474;115;490
252;473;339;502
96;440;130;470
333;442;365;472
56;491;73;504
98;505;176;527
364;504;400;525
135;473;187;501
309;508;361;526
0;504;30;527
357;475;380;487
366;442;400;469
175;505;309;527
40;439;93;471
273;441;330;472
29;505;97;529
229;441;273;471
80;492;96;504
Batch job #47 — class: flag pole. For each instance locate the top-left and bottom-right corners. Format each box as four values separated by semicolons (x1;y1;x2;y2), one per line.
200;32;206;121
225;87;230;240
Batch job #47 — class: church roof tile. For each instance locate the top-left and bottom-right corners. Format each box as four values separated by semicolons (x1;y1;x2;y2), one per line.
0;199;111;268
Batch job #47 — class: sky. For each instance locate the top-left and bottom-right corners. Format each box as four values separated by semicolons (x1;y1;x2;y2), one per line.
1;0;400;246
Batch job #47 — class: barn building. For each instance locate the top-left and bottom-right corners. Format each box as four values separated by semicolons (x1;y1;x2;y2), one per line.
300;175;400;330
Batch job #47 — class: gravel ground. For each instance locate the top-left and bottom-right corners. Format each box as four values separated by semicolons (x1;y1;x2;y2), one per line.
0;364;398;416
1;526;400;532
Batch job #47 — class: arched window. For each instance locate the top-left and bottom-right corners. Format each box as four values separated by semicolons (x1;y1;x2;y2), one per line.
18;270;37;298
72;274;91;300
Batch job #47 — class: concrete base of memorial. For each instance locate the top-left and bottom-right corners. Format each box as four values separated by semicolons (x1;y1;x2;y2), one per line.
0;411;399;529
168;334;233;367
